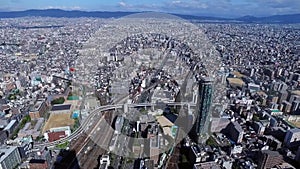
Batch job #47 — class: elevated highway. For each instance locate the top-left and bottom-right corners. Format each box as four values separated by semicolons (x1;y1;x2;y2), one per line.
34;102;196;148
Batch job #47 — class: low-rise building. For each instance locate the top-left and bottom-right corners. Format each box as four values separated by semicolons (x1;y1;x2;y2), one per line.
29;100;47;120
44;126;71;142
3;119;18;135
193;161;221;169
29;159;48;169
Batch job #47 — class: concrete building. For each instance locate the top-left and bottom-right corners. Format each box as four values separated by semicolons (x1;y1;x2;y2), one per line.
257;150;283;169
224;122;244;144
99;155;110;169
248;83;260;93
231;145;243;155
281;101;292;114
193;161;221;169
29;100;47;120
284;128;300;148
0;131;8;144
275;163;296;169
149;135;160;164
288;94;300;104
29;159;48;169
18;118;44;139
0;146;22;169
29;148;52;169
291;101;300;114
189;145;210;164
263;135;282;150
6;136;34;159
210;117;230;133
278;91;288;104
3;119;17;135
295;147;300;165
253;121;266;135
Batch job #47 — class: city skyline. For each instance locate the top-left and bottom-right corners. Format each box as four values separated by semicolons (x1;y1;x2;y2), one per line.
0;0;300;17
0;9;299;169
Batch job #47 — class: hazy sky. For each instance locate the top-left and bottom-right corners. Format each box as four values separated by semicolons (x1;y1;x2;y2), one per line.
1;0;300;17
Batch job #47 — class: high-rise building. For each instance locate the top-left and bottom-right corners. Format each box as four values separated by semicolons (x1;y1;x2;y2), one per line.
284;128;300;148
278;90;288;104
224;121;244;143
194;77;213;143
0;146;22;169
257;150;283;169
295;147;300;164
291;101;300;114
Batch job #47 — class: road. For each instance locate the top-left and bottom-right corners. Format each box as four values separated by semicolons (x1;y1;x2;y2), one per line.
34;102;196;148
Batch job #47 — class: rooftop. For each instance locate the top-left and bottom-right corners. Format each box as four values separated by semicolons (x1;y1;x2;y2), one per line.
201;76;214;83
156;116;173;127
194;161;221;169
261;150;281;156
0;146;18;162
29;159;46;164
67;96;79;100
3;119;17;130
30;100;44;112
227;78;245;87
51;104;71;111
288;128;300;134
291;90;300;96
232;71;245;78
47;131;66;142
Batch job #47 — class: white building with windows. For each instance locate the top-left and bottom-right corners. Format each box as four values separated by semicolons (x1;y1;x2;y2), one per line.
0;146;21;169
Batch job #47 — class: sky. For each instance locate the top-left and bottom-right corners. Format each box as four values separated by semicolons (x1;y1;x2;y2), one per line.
0;0;300;17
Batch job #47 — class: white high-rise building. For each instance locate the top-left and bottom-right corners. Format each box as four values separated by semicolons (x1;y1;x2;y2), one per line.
0;146;22;169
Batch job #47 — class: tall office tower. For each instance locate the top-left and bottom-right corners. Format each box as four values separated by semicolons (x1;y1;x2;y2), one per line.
257;150;283;169
194;77;213;143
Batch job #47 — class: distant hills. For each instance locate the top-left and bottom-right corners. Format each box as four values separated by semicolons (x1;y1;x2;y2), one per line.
0;9;136;18
236;14;300;24
0;9;299;24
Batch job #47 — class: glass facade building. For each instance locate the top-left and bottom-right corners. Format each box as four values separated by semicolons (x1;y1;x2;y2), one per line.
195;77;213;143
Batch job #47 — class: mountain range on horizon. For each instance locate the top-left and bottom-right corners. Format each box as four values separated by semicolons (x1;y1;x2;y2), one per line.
0;9;299;24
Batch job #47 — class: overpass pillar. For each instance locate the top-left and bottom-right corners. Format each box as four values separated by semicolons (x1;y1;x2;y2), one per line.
123;104;128;114
151;104;155;112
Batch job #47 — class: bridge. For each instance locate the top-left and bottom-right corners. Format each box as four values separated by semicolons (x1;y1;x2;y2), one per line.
34;102;196;148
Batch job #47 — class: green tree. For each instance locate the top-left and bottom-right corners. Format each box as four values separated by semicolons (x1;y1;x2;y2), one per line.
51;97;65;105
